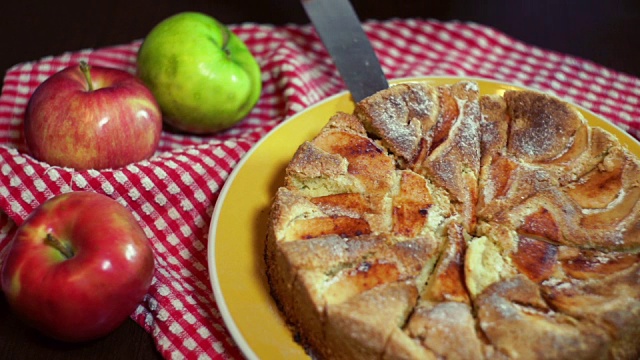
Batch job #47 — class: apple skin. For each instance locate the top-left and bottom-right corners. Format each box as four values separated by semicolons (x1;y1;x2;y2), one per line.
136;12;262;134
24;62;163;170
0;191;155;342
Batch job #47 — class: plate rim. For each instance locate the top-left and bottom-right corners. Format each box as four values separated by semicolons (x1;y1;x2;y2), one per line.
206;75;640;359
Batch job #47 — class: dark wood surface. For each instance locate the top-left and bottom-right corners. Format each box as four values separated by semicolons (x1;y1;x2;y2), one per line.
1;1;639;359
2;0;640;77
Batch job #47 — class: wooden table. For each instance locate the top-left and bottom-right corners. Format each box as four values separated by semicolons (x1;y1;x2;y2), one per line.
1;1;639;359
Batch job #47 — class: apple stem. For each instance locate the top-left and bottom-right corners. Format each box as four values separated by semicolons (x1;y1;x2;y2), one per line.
44;233;75;259
79;60;95;92
222;27;231;57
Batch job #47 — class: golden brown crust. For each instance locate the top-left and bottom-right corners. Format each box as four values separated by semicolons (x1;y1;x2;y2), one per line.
415;81;481;232
324;281;418;359
541;252;640;359
355;82;439;164
382;327;438;360
505;90;584;163
476;275;612;360
421;222;470;303
406;301;485;360
266;81;640;359
479;94;509;165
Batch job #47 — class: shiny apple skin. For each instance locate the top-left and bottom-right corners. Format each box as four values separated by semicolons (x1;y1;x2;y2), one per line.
0;191;155;342
24;63;163;170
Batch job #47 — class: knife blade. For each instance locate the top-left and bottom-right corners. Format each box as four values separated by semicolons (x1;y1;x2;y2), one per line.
301;0;389;102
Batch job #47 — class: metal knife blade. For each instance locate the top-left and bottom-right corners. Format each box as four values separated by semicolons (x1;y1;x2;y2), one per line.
301;0;389;102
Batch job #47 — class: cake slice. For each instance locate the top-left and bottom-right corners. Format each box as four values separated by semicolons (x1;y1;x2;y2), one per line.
414;82;481;233
477;91;617;222
476;275;611;360
324;280;419;360
540;249;640;360
356;81;482;232
397;223;486;359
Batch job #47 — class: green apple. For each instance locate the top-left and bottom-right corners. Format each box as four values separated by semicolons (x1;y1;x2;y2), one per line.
136;12;262;134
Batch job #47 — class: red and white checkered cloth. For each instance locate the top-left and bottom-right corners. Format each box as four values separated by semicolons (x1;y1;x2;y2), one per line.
1;18;639;359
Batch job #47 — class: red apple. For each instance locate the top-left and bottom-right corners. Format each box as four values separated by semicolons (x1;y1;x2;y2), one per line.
24;61;163;170
0;191;155;342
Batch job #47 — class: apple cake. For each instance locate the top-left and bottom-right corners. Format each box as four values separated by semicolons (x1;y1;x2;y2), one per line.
265;81;640;360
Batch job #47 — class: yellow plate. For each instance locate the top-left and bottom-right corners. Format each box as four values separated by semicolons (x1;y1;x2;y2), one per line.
207;76;640;360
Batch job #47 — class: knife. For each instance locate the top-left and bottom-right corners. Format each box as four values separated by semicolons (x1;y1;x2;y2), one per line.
301;0;389;102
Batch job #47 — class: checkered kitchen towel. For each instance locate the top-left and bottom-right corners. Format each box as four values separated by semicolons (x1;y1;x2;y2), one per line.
1;18;639;359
